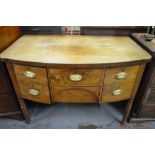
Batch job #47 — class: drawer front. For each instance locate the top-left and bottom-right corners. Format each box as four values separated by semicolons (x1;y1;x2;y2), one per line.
18;81;51;104
51;86;100;103
14;64;48;83
101;65;139;103
104;65;139;84
49;69;103;85
14;65;51;104
101;81;135;103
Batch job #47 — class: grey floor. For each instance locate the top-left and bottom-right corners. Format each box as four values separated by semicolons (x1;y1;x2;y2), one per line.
0;101;155;129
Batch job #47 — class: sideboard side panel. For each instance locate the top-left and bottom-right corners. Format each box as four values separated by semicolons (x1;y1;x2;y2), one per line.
122;63;146;123
6;62;30;123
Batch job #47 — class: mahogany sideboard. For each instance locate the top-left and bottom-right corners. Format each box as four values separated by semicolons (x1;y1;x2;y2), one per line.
130;33;155;121
0;35;151;124
0;26;29;122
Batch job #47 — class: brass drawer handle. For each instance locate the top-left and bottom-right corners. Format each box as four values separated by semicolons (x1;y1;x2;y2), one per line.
69;74;83;81
24;71;36;78
115;72;127;79
112;89;122;96
28;89;39;96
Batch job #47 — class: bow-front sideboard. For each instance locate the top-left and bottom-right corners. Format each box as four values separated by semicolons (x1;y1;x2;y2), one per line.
0;35;151;124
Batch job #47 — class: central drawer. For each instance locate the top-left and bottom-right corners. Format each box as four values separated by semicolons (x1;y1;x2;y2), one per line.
13;64;51;104
49;68;103;103
49;69;103;86
51;85;100;103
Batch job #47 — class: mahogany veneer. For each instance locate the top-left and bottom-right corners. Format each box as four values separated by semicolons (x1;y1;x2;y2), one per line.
0;35;151;124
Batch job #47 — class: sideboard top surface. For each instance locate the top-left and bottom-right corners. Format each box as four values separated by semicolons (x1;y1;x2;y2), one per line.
0;35;151;64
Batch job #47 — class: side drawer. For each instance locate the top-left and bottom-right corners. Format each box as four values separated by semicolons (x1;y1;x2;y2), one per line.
49;69;103;86
101;65;139;103
14;64;48;83
104;65;139;84
13;64;51;104
18;81;51;104
101;81;135;103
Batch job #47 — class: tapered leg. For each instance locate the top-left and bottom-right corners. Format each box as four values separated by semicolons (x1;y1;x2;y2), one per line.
19;99;30;124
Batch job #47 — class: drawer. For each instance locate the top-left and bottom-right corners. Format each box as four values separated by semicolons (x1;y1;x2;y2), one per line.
51;86;100;103
104;65;139;84
101;81;135;103
49;69;103;85
18;81;51;104
13;65;51;104
14;64;48;83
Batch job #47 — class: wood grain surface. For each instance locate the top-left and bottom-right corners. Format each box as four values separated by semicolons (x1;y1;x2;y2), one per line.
101;66;139;103
0;35;151;64
1;34;151;124
103;65;139;84
49;69;103;85
51;85;100;103
101;81;136;103
13;64;51;104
